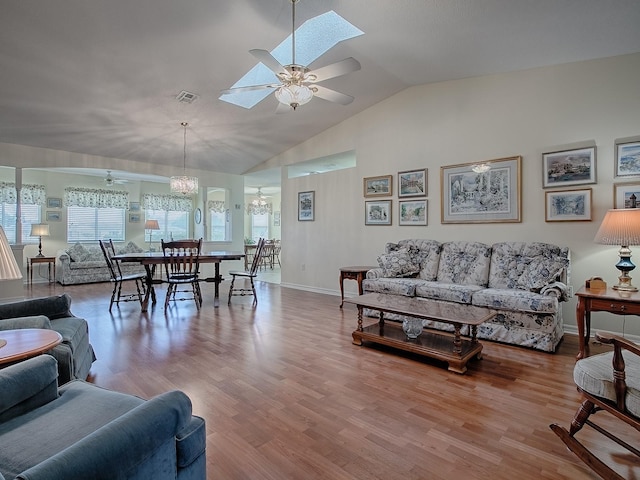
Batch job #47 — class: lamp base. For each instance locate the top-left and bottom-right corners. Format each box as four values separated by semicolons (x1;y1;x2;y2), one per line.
614;250;638;292
613;276;638;292
0;338;6;349
35;253;45;258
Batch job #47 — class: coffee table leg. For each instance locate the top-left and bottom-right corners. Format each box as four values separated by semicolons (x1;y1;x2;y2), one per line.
453;323;462;354
352;305;363;345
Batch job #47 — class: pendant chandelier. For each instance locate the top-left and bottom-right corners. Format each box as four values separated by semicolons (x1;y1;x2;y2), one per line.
170;122;199;196
246;188;272;215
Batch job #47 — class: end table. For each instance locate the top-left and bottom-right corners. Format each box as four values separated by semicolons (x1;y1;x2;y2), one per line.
339;266;377;308
28;256;56;285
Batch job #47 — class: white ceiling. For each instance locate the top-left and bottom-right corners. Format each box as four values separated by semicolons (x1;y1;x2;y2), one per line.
2;0;640;187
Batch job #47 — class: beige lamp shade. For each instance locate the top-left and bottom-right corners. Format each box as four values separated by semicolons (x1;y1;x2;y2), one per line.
30;223;50;237
0;226;22;280
144;219;160;230
594;209;640;246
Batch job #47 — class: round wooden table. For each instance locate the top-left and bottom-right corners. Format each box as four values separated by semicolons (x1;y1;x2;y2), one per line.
339;266;377;308
0;328;63;366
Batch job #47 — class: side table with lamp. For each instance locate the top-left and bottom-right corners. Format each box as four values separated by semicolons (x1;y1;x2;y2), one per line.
144;219;160;251
27;222;55;285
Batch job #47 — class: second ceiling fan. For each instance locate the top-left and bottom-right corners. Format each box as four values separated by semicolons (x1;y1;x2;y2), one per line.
221;0;361;112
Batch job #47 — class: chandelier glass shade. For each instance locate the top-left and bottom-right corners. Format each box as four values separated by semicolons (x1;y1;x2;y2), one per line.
275;83;314;110
171;122;199;196
471;163;491;174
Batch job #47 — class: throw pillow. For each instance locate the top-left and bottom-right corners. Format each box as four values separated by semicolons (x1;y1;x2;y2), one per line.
122;241;144;254
66;243;91;262
377;248;420;278
517;257;569;292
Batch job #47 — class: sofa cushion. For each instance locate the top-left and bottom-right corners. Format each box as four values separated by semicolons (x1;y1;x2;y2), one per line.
362;278;416;296
516;256;570;292
377;248;420;278
472;288;559;313
391;239;442;281
69;260;108;270
66;243;92;262
415;282;482;304
436;241;491;286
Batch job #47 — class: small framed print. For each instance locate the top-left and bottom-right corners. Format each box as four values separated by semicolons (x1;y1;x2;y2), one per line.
399;200;427;226
365;200;392;225
274;211;281;226
46;197;62;209
614;182;640;208
45;211;61;222
128;213;141;223
398;169;427;197
129;201;141;212
298;191;314;221
542;146;596;188
363;175;392;197
545;188;592;222
615;139;640;178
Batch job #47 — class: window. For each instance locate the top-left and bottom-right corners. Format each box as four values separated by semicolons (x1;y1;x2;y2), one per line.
0;204;41;243
251;213;269;242
145;209;189;242
210;210;226;241
67;206;125;242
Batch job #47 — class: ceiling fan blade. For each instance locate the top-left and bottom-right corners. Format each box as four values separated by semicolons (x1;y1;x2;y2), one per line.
249;49;286;75
312;85;354;105
275;102;293;114
220;84;279;95
308;57;361;83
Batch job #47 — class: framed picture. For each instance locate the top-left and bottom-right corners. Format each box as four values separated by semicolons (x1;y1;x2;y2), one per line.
298;191;314;221
45;211;61;222
365;200;392;225
614;182;640;208
542;146;596;188
274;211;281;226
545;188;592;222
398;169;427;197
440;156;522;224
615;140;640;178
399;199;427;226
363;175;392;197
129;213;141;223
129;201;141;212
46;197;62;209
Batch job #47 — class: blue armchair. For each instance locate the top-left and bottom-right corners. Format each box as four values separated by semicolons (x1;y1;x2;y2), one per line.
0;355;206;479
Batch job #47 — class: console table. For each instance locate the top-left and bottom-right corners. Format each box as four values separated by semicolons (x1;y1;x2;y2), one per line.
339;266;376;308
575;286;640;359
27;256;56;285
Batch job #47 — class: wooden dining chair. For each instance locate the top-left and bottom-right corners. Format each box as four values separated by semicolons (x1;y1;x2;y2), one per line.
258;240;274;271
99;239;146;312
550;332;640;479
161;238;203;312
228;238;266;306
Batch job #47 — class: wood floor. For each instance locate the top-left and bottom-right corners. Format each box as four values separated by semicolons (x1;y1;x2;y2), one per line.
25;280;640;479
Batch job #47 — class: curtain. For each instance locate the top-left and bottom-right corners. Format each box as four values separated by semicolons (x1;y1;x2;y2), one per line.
63;187;129;209
0;183;46;205
207;200;226;213
142;193;193;212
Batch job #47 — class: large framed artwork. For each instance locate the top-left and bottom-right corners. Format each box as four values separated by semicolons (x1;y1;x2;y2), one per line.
365;200;392;225
614;182;640;208
440;156;522;224
398;169;427;197
545;188;592;222
363;175;392;197
399;200;427;226
298;191;314;221
615;139;640;178
542;146;596;188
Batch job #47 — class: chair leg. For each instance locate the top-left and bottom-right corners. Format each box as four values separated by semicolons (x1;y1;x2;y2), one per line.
249;277;258;305
228;275;236;305
164;284;174;312
109;281;118;312
570;399;595;436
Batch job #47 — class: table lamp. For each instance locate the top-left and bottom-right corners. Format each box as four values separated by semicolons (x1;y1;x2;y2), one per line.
144;219;160;249
594;208;640;292
30;223;50;258
0;226;23;349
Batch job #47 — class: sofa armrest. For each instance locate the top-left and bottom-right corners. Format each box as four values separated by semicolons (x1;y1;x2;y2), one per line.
540;281;571;301
0;315;52;330
0;356;59;423
366;267;385;279
16;390;195;480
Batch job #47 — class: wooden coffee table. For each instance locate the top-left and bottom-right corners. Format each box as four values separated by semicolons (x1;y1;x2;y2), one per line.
0;328;63;366
345;293;495;374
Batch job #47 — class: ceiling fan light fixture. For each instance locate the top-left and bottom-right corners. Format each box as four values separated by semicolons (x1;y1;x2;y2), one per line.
471;163;491;174
275;84;314;109
170;122;199;196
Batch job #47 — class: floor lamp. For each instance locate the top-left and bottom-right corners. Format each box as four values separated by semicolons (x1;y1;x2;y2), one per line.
30;223;50;258
144;219;160;251
0;226;23;349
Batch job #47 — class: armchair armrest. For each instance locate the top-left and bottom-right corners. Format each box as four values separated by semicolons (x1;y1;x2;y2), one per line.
0;356;59;423
0;315;52;330
0;294;75;321
17;390;194;480
540;281;571;301
365;268;385;279
594;332;640;411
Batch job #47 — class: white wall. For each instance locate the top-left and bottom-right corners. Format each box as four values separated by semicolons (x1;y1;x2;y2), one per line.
261;52;640;337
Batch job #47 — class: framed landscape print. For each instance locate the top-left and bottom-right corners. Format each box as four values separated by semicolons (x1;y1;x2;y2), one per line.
399;200;427;226
615;139;640;178
440;156;521;224
542;146;596;188
45;211;61;222
614;182;640;208
398;169;427;197
298;191;315;221
545;188;592;222
363;175;392;197
365;200;392;225
46;197;62;209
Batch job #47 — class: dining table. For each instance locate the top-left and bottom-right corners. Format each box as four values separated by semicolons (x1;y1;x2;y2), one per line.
113;250;244;311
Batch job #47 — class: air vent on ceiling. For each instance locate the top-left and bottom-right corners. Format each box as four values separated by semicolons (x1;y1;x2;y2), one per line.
176;90;199;103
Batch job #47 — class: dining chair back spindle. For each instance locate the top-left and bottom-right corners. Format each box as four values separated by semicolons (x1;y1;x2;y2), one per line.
228;238;266;306
99;239;146;312
161;238;203;312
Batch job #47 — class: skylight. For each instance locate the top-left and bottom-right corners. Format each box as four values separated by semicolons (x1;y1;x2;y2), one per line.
219;11;364;109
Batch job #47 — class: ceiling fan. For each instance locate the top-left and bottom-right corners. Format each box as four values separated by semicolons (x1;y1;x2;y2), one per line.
221;0;361;112
104;171;128;187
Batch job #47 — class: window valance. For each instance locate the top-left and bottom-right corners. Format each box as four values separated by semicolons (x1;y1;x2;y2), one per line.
142;193;193;212
0;183;46;205
207;200;226;213
64;187;129;209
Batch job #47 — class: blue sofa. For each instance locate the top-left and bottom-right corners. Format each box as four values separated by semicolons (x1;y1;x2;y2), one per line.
0;355;206;479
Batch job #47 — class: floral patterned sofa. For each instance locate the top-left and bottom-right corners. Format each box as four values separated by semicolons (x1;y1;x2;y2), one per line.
362;239;571;352
56;241;146;285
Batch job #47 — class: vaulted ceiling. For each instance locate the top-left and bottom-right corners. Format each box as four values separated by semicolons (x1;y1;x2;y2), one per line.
2;0;639;179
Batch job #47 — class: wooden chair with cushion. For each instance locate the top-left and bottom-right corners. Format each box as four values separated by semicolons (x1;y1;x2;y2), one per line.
161;238;203;312
228;238;266;306
550;332;640;479
99;239;146;312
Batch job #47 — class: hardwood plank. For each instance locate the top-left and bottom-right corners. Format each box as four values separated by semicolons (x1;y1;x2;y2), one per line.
24;281;638;479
